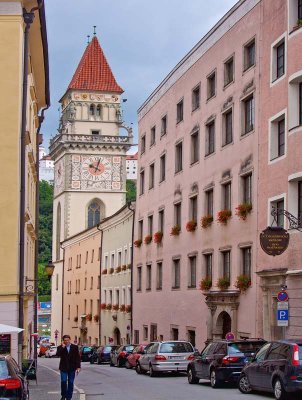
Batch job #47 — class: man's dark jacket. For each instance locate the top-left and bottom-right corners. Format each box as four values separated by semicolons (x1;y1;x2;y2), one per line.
56;344;81;372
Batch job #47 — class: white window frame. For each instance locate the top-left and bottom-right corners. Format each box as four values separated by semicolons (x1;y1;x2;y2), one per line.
267;193;287;228
270;33;287;87
268;108;287;164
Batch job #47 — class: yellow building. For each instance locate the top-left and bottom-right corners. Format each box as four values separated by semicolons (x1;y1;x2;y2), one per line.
0;0;49;362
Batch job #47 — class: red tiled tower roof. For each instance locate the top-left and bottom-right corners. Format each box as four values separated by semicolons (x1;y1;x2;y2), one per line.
67;36;123;93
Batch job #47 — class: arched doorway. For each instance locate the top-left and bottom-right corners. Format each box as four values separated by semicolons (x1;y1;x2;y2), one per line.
113;327;121;345
216;311;232;339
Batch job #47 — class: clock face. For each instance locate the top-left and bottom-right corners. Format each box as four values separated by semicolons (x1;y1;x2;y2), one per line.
81;156;112;182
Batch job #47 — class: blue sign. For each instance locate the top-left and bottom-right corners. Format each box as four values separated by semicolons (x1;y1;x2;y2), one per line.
40;302;51;310
277;310;288;321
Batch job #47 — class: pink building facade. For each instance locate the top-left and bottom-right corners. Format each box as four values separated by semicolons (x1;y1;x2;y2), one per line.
133;0;302;348
257;0;302;340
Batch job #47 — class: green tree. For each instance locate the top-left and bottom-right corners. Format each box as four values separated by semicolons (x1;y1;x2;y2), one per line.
126;179;136;202
38;264;51;296
38;180;53;264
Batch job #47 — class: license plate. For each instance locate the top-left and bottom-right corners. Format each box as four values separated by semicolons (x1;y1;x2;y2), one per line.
169;356;183;360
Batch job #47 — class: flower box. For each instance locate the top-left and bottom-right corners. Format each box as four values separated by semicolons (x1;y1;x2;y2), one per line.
201;215;213;229
134;239;142;248
217;277;230;290
125;305;131;313
73;316;78;322
115;266;122;273
234;274;251;292
235;203;252;221
100;303;106;310
199;278;212;291
106;303;112;310
112;304;119;311
186;220;197;232
217;209;232;225
101;269;107;275
170;224;181;236
109;267;114;274
86;313;92;321
154;231;163;244
121;264;127;271
119;304;126;312
127;264;131;270
144;235;152;245
94;314;99;322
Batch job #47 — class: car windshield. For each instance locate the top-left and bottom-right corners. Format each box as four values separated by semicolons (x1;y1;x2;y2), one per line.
82;347;92;353
103;346;112;352
228;342;265;355
0;360;8;379
124;346;134;352
160;342;193;353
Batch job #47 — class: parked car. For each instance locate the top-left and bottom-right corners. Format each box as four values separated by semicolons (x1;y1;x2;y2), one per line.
238;339;302;400
0;355;29;399
136;341;195;377
110;345;136;367
187;339;266;387
79;346;93;362
126;345;146;369
89;345;118;364
45;345;58;358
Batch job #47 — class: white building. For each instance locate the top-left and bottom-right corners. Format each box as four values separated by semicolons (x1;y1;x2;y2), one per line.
126;152;138;180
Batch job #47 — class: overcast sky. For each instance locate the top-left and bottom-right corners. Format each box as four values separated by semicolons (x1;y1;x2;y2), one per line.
43;0;238;151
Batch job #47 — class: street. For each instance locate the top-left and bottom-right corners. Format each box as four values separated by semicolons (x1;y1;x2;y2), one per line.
31;358;275;400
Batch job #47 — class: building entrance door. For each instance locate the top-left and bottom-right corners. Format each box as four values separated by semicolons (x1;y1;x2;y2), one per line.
113;327;121;345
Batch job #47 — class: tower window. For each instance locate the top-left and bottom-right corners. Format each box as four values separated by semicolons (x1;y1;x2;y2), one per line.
88;201;101;228
89;104;95;116
96;105;101;118
91;130;100;135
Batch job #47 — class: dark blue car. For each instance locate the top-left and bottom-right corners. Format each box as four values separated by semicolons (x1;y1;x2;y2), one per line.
91;345;118;364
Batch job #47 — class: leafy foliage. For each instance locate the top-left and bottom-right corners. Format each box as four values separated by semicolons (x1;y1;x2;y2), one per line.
38;264;51;296
38;181;53;264
126;179;136;202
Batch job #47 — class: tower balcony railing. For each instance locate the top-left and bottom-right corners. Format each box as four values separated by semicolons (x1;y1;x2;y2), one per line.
49;133;133;154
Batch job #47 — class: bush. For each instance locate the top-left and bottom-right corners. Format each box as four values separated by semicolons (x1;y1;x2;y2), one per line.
170;225;181;236
199;278;212;291
186;220;197;232
234;275;251;292
217;209;232;225
201;215;213;229
217;277;230;290
144;235;152;245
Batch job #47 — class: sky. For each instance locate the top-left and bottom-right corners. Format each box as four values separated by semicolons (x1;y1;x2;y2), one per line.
43;0;238;152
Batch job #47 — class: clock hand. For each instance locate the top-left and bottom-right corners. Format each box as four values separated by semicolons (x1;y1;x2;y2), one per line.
94;158;101;172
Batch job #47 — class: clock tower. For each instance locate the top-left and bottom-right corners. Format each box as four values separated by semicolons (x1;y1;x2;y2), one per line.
49;36;133;340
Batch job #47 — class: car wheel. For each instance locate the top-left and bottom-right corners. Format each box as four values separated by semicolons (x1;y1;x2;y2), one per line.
117;358;123;368
238;374;253;394
274;378;289;400
110;360;114;367
210;369;221;388
125;360;131;369
149;364;158;377
187;367;199;384
136;362;146;375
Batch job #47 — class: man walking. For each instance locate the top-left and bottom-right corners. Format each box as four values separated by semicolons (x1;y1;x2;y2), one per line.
56;335;81;400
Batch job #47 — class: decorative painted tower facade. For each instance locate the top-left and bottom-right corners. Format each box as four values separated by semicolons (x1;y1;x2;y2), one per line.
49;36;133;340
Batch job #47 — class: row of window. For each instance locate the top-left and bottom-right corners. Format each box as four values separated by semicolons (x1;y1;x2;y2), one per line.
102;286;131;306
136;246;252;292
133;325;196;346
67;299;99;320
67;276;100;294
138;173;252;237
141;92;255;158
104;246;131;269
66;247;100;271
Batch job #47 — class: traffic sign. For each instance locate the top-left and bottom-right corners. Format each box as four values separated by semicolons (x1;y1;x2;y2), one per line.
277;291;289;302
277;310;289;326
225;332;235;340
277;302;289;310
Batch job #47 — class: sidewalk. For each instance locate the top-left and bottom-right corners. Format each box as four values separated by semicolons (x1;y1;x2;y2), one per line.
29;362;81;400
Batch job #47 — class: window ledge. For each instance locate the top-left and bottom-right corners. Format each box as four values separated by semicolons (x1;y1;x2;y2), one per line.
191;106;200;114
221;141;234;150
288;125;302;136
223;80;234;90
174;170;183;176
240;129;254;140
270;73;286;88
242;64;256;75
205;151;216;159
190;160;200;167
176;119;184;126
171;287;181;290
268;154;286;165
187;286;197;290
206;94;216;103
289;26;302;36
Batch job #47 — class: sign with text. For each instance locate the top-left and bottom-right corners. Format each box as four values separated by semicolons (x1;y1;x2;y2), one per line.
260;227;289;256
277;301;289;327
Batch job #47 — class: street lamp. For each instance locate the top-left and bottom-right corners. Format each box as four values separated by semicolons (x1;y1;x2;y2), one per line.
44;260;55;280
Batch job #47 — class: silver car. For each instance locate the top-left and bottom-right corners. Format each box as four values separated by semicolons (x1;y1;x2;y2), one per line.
136;341;195;377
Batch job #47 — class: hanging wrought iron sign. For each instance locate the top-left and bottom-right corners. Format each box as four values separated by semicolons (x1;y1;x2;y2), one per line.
260;226;289;256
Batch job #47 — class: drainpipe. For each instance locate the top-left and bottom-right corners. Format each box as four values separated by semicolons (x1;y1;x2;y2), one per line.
60;244;65;337
18;4;41;366
127;202;135;342
97;224;103;345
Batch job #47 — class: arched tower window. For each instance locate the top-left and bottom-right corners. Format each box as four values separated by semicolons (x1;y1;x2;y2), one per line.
89;104;95;116
56;202;61;261
96;105;102;118
87;199;104;228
